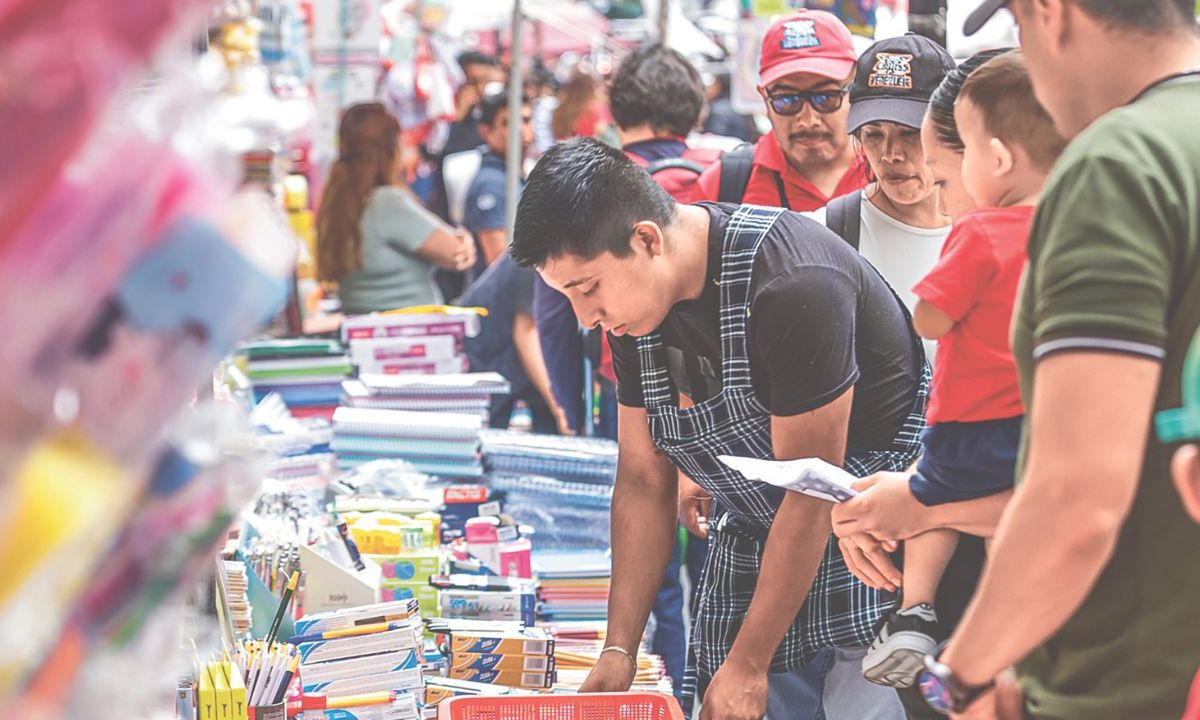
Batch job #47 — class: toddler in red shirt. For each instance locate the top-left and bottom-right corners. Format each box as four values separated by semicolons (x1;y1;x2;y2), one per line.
862;51;1067;688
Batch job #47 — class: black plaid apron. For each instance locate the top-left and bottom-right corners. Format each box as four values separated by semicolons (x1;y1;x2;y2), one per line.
635;205;929;710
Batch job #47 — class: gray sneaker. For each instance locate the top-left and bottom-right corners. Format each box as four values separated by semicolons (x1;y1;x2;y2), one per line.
861;604;939;688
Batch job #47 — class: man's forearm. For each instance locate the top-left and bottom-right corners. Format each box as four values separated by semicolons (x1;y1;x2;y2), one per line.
726;492;833;671
605;471;679;653
512;314;560;413
923;490;1012;538
941;477;1124;685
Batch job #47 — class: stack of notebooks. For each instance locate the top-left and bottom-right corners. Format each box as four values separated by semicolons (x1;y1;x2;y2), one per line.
341;373;511;418
331;406;484;478
242;339;352;420
295;599;426;700
482;433;617;550
426;621;556;690
480;433;618;483
342;309;481;376
531;551;612;624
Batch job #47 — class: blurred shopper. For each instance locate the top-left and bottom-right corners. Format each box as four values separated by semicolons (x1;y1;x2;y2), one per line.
463;89;532;275
316;103;474;314
551;68;610;140
702;69;758;143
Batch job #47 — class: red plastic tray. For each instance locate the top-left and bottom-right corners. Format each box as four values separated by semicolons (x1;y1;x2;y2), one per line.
436;693;686;720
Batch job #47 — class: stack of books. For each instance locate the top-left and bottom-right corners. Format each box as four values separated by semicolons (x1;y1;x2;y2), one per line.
331;406;484;478
242;339;351;420
551;639;673;694
531;551;611;624
341;373;511;418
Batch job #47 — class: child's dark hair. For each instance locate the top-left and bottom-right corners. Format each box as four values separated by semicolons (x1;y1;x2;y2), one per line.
926;48;1012;153
958;50;1068;172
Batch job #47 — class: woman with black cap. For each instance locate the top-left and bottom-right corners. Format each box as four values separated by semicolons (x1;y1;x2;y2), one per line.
807;34;955;362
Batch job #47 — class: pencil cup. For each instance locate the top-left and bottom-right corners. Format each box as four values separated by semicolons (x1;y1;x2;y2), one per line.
251;702;286;720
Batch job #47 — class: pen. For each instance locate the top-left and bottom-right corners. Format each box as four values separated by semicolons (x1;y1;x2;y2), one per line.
288;621;409;645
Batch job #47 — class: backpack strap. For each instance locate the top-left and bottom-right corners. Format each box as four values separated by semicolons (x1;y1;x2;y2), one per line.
717;142;755;204
646;157;707;176
824;189;864;250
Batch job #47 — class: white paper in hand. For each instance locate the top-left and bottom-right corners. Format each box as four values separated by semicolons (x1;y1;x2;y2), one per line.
718;455;859;503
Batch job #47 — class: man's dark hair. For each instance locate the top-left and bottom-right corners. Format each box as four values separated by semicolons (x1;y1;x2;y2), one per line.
458;51;499;71
478;88;529;128
1067;0;1196;33
512;138;676;267
609;43;706;136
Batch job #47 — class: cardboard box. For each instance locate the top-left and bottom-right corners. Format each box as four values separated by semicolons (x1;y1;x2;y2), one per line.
447;628;553;657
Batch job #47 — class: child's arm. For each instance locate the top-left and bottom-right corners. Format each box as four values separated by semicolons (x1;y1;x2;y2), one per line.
913;299;956;340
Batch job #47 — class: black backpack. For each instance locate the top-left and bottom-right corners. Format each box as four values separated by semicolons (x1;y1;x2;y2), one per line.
717;142;862;249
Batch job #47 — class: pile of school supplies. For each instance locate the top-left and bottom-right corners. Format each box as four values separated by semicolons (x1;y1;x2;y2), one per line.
241;339;352;420
426;622;556;690
252;393;337;487
342;514;443;618
480;432;618;483
550;640;672;694
331;406;485;477
532;551;612;623
293;600;426;698
340;372;510;417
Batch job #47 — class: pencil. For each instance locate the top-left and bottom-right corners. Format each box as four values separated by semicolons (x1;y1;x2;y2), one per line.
265;571;299;646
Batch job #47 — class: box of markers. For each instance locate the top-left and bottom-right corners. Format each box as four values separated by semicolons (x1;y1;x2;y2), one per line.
445;668;555;689
446;627;553;656
448;652;554;673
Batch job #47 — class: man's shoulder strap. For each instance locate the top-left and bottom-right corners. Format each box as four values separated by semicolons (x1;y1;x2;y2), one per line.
717;142;756;204
825;189;864;250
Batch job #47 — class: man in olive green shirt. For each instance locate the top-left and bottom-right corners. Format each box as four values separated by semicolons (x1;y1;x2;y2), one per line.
933;1;1200;718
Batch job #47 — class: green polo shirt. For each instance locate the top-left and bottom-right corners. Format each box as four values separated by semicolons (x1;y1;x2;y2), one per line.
1012;74;1200;719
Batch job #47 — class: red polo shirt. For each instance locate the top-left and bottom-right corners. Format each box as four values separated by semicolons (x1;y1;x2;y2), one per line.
695;132;870;211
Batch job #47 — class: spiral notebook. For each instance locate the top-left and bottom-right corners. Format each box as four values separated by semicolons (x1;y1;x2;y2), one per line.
337;455;484;478
330;435;479;459
357;372;510;397
332;406;483;441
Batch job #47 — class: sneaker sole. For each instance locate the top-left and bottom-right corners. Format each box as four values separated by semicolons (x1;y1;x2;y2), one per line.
861;632;937;689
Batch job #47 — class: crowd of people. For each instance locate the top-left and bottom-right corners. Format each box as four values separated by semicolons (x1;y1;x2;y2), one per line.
313;0;1200;717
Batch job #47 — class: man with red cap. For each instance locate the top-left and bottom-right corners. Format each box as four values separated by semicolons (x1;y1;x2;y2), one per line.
694;9;869;210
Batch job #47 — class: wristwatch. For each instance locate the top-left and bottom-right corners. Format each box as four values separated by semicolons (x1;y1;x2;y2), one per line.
918;649;995;715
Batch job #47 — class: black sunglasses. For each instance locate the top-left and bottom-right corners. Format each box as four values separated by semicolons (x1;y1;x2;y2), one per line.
766;85;851;116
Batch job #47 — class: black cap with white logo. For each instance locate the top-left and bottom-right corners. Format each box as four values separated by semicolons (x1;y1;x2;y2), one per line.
847;33;956;133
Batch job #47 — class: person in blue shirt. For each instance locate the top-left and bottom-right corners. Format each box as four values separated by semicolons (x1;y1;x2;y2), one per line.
463;89;533;279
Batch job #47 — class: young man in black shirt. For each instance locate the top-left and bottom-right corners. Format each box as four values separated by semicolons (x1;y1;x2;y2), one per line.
511;137;926;720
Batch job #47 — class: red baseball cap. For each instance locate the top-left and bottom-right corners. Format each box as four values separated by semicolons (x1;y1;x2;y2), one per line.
758;10;857;88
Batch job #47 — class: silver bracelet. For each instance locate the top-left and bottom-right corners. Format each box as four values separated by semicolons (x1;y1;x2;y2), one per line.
601;645;637;666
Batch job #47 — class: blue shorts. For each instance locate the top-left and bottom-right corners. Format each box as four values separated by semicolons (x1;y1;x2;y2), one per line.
910;416;1023;506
